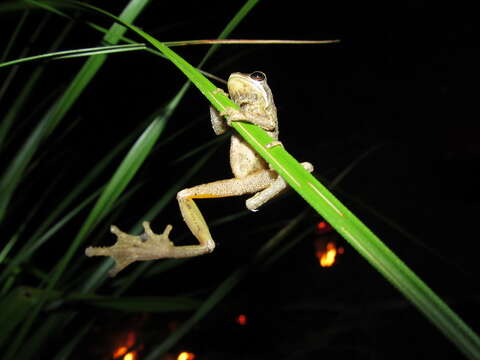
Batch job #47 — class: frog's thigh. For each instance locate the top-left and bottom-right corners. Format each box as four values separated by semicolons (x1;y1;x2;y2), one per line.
177;170;276;246
178;169;277;200
246;161;314;211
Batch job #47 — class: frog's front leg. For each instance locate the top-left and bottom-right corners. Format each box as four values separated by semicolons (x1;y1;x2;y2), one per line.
221;107;276;131
210;106;229;135
85;169;278;276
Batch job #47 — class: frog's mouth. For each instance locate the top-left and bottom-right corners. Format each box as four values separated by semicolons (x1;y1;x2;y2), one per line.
227;74;269;107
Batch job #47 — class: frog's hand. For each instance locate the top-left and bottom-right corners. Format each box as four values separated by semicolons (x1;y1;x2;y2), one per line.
221;107;276;131
85;222;174;277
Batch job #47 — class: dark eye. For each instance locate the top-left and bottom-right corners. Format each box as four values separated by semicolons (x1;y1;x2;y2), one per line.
250;71;266;81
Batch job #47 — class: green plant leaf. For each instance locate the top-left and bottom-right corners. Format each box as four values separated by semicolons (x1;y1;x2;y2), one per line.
0;287;39;347
64;2;480;359
0;44;146;68
2;2;154;358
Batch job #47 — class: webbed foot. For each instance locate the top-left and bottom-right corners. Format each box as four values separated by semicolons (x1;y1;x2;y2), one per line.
85;221;174;276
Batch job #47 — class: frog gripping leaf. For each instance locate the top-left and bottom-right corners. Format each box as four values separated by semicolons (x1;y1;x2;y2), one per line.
85;72;313;276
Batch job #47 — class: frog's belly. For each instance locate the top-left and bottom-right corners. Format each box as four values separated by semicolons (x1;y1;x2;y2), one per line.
230;135;268;178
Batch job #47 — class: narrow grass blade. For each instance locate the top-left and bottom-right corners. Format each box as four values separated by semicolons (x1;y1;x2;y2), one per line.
2;2;153;358
144;268;247;360
83;143;220;291
157;30;480;360
0;233;19;265
0;10;28;62
53;321;93;360
0;10;32;101
168;39;340;47
197;0;259;67
0;120;144;285
78;110;168;231
144;209;307;359
0;287;39;347
16;313;70;360
0;19;73;149
0;0;149;223
0;44;146;68
83;295;201;312
66;3;480;358
168;133;227;165
0;189;100;286
50;105;171;291
70;0;259;289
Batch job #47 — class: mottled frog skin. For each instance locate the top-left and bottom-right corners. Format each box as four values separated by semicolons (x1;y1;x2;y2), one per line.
85;71;313;276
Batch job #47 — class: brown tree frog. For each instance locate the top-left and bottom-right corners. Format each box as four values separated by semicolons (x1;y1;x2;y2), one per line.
85;71;313;276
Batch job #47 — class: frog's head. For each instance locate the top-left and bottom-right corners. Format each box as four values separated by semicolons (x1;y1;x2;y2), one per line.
227;71;274;110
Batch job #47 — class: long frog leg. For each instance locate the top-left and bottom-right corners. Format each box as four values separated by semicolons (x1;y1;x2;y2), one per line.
85;168;278;276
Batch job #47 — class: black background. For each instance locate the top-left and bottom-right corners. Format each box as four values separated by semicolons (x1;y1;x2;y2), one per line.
1;1;479;359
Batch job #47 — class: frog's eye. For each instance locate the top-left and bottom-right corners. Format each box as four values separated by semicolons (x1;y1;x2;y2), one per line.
250;71;266;81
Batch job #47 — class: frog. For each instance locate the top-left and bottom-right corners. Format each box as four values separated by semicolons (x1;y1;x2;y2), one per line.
85;71;313;276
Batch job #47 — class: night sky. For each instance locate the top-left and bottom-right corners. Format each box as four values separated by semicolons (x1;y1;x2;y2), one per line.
1;1;479;359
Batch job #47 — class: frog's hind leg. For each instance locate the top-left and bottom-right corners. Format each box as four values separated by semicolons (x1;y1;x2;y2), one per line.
85;169;278;276
176;168;278;253
144;169;278;259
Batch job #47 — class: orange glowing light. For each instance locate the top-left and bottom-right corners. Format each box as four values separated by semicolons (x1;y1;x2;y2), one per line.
177;351;195;360
235;314;248;326
123;352;138;360
316;241;340;267
317;221;327;230
315;221;333;234
112;331;138;360
113;346;128;358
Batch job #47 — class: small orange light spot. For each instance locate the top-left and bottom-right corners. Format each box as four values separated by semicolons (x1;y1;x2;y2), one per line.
315;221;333;234
235;314;248;326
315;241;340;267
123;352;137;360
112;331;138;360
177;351;195;360
113;346;128;358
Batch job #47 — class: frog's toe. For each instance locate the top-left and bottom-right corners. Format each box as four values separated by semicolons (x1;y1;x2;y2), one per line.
85;222;176;276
